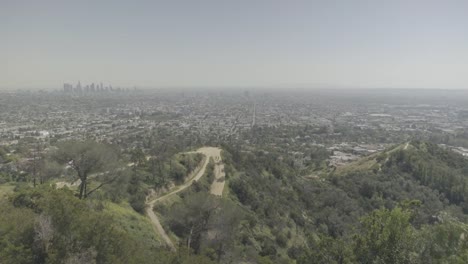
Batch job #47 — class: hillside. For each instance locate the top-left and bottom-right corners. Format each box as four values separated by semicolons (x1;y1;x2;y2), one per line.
1;141;468;263
222;141;468;263
335;140;468;213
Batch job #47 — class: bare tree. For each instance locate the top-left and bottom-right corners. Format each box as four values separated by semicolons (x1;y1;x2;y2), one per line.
34;214;54;257
53;140;119;199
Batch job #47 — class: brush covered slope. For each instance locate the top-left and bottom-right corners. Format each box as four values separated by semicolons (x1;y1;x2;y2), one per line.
224;141;468;263
1;141;467;263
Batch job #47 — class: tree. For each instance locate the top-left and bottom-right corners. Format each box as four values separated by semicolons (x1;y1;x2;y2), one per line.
53;140;119;199
204;158;215;184
353;207;415;264
299;234;353;264
416;215;468;263
0;199;36;264
30;143;41;187
130;148;146;170
33;214;54;261
203;199;243;263
148;157;169;189
170;161;188;183
168;193;220;253
38;160;63;184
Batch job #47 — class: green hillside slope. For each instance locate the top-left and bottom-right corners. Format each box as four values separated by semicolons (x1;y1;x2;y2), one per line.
1;141;467;263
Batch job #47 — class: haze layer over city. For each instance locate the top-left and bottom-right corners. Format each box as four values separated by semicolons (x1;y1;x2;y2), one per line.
2;1;468;263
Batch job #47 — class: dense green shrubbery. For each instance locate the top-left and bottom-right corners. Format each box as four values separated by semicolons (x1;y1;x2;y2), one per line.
224;141;468;262
0;186;218;264
1;187;139;263
2;140;468;263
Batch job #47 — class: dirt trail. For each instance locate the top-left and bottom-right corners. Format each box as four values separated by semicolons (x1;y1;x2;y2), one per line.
198;147;225;196
210;161;225;196
145;198;177;251
145;147;225;251
404;142;410;150
54;180;80;189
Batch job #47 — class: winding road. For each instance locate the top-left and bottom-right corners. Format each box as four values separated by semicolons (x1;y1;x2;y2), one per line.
145;147;225;251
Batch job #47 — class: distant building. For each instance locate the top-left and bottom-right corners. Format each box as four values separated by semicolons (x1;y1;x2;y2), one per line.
63;83;73;92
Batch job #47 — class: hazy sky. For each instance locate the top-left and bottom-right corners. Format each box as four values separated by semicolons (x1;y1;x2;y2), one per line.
2;0;468;89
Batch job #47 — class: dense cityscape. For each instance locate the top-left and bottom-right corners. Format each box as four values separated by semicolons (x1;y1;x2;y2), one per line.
2;88;468;167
